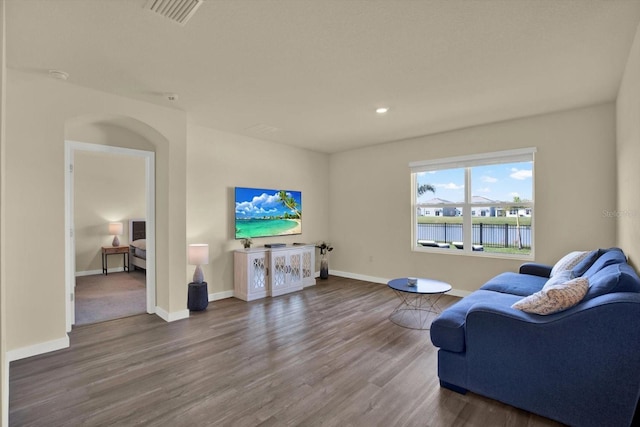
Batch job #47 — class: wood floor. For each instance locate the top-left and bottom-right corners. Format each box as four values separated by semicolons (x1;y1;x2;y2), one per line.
9;276;563;426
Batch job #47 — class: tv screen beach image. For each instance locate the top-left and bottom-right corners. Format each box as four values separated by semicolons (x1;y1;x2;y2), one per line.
235;187;302;239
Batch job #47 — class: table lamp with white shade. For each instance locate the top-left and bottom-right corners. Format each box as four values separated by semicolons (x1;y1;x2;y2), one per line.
188;244;209;284
108;222;123;246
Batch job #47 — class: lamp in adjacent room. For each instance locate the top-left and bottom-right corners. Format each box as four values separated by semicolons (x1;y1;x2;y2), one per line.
188;244;209;284
108;222;123;247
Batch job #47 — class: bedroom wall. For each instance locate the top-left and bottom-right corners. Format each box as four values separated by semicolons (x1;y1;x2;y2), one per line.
617;21;640;268
186;124;330;296
74;150;145;274
5;68;187;354
329;103;617;293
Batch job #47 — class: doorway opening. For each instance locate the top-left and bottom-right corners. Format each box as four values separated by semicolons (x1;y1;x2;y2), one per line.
64;141;156;331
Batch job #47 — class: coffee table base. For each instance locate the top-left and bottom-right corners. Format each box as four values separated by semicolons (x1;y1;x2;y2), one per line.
389;290;446;330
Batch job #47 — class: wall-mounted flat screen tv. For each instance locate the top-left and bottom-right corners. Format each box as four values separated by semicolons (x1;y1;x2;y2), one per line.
235;187;302;239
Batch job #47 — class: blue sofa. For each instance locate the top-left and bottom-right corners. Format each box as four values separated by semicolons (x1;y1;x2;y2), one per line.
430;248;640;427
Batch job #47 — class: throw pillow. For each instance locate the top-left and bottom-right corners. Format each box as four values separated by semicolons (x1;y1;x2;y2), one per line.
550;251;590;277
571;249;600;277
131;239;146;250
543;269;574;287
511;275;589;315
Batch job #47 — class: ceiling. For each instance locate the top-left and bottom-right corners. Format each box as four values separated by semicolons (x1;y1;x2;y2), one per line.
6;0;640;154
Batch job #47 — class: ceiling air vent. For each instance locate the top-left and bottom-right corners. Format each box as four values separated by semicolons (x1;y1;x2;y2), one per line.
144;0;203;26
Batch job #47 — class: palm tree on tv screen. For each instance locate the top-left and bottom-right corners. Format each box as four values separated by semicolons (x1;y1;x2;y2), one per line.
278;190;301;219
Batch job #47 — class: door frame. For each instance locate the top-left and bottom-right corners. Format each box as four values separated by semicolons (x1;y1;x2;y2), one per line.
64;140;156;332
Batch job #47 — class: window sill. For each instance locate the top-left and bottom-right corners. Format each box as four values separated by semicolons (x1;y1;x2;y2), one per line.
412;245;534;261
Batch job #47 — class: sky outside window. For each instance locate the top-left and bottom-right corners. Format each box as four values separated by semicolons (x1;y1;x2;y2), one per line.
416;168;465;203
416;162;533;203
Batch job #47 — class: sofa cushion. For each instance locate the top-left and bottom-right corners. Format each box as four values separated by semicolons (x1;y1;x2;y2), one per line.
550;251;590;277
570;249;601;277
583;263;640;301
511;273;589;315
480;272;547;296
430;290;521;353
580;248;627;279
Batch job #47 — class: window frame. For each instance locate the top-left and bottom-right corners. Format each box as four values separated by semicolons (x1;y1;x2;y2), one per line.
410;148;536;260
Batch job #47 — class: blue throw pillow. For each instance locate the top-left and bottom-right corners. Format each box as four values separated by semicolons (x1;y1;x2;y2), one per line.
571;250;600;277
582;263;640;301
579;248;627;278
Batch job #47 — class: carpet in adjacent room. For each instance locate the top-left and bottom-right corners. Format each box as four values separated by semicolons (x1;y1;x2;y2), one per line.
75;270;146;325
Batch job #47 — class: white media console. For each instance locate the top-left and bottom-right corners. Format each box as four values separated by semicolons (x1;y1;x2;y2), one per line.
234;245;316;301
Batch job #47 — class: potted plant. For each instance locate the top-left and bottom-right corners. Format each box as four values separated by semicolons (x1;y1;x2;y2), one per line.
316;241;333;279
241;238;252;249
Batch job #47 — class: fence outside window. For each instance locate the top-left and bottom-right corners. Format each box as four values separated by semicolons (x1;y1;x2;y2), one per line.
416;223;532;249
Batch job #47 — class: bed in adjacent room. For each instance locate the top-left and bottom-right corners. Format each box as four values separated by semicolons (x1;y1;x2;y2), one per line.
129;218;147;271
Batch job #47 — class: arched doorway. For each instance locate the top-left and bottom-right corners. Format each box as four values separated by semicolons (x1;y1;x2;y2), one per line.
63;115;164;332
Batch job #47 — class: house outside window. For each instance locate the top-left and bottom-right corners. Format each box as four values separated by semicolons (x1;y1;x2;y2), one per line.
411;148;535;258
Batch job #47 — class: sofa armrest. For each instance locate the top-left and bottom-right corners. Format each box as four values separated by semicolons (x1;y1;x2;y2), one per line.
463;293;640;427
518;262;552;278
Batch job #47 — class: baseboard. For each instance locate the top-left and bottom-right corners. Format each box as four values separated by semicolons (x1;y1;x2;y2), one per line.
330;270;472;298
76;267;124;277
209;290;234;302
331;270;388;284
448;288;472;298
154;307;190;322
7;335;70;362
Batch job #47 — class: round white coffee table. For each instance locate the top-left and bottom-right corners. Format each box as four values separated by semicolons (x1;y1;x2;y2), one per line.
387;277;452;330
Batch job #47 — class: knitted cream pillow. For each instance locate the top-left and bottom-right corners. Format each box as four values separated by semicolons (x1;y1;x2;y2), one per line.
550;251;590;277
512;273;589;315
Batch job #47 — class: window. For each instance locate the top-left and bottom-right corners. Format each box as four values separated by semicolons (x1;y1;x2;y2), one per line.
411;148;535;258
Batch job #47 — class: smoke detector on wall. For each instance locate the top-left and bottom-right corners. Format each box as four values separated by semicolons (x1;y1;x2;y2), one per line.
144;0;203;26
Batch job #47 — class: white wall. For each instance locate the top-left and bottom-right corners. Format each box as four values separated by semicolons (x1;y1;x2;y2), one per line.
0;0;7;423
5;69;187;354
617;21;640;267
186;124;330;296
329;104;618;293
74;150;145;274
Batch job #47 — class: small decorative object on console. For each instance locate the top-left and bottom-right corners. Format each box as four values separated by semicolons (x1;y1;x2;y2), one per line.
241;238;252;249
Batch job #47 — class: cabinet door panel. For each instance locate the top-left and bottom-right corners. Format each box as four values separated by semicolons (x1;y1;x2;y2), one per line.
302;250;312;280
271;252;288;291
289;252;302;283
249;254;267;294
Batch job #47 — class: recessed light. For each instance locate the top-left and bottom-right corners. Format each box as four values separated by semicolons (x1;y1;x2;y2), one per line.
48;69;69;81
376;107;389;114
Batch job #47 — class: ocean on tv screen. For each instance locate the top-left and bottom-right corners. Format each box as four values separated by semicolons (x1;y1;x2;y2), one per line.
235;218;300;239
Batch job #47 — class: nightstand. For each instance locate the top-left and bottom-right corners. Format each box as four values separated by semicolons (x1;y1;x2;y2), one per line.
102;245;130;275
